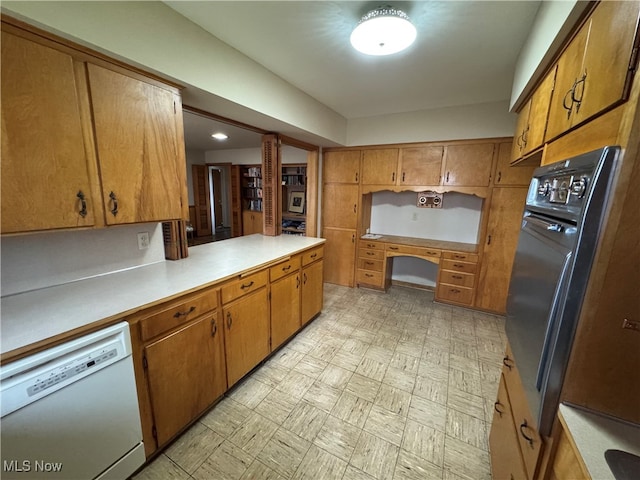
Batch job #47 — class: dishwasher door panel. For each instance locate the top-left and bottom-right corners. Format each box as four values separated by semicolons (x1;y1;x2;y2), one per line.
1;357;143;480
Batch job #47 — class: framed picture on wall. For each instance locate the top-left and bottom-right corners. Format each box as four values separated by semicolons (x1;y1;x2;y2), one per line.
288;191;305;213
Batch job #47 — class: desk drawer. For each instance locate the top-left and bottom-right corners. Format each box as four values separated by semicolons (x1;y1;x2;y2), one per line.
437;284;474;305
358;257;383;272
442;258;478;274
301;246;324;266
443;251;478;263
440;270;475;288
221;270;268;304
359;248;384;261
270;256;301;282
360;241;384;250
139;287;218;341
386;243;441;258
357;269;383;287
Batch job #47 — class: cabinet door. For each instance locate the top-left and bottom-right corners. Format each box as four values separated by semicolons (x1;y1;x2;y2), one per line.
399;146;443;185
242;210;263;235
489;376;528;480
524;66;556;155
495;143;536;187
87;64;184;225
1;31;97;233
361;149;399;185
573;1;640;126
322;227;356;287
322;184;359;229
546;23;590;141
302;260;324;325
323;150;360;184
510;99;531;162
224;288;270;387
271;272;301;350
442;144;495;186
144;313;226;447
475;187;527;313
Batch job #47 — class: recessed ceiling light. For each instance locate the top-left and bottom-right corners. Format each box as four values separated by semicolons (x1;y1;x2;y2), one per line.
351;5;417;56
211;132;229;140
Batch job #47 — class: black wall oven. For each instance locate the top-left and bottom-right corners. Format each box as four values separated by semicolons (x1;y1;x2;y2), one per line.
506;146;620;436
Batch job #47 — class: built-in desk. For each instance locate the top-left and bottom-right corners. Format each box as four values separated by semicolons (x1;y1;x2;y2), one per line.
356;234;479;307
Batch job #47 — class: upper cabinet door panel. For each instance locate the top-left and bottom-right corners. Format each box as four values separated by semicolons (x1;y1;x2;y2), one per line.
574;1;640;125
323;150;360;184
322;184;359;229
524;66;557;156
1;31;96;233
443;144;495;186
399;146;443;185
361;148;399;185
495;143;535;187
87;64;184;225
511;99;531;162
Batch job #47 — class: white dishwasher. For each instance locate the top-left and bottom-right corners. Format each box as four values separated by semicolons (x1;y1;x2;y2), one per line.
1;322;145;479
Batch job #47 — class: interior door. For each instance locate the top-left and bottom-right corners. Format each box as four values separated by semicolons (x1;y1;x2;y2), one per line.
211;168;223;229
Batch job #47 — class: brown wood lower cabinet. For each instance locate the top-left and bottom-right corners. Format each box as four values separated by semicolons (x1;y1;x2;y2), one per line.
242;210;263;235
322;227;356;287
490;375;528;480
435;251;478;307
223;286;270;387
301;247;324;325
271;265;301;350
144;313;226;448
490;343;545;480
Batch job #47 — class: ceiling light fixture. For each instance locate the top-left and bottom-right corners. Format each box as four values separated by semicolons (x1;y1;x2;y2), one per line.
350;5;417;56
211;132;229;140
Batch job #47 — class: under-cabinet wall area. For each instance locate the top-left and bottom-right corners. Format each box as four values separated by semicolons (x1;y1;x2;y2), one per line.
368;191;483;287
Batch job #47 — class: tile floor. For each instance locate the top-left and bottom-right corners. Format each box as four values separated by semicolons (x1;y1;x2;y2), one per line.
133;284;507;480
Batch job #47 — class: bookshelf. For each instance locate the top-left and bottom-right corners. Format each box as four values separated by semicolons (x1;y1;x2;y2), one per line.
242;165;262;212
282;164;306;236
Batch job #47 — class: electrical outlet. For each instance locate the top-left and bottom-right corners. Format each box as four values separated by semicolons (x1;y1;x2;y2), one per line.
137;232;150;250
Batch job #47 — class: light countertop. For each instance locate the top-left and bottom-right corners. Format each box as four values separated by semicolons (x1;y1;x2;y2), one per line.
360;234;477;253
559;403;640;479
1;234;325;361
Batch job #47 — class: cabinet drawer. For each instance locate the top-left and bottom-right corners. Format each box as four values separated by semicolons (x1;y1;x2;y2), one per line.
221;270;268;304
442;258;478;274
270;256;301;282
359;248;384;261
386;243;441;258
357;269;383;287
437;284;474;305
301;246;324;266
443;251;478;262
139;287;218;342
360;241;384;250
358;257;383;272
439;270;475;288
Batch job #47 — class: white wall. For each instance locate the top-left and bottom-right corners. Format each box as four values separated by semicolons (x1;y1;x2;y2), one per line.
1;224;165;297
347;100;515;146
205;148;261;165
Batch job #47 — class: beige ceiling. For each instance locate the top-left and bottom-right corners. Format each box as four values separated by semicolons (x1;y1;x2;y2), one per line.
166;1;542;150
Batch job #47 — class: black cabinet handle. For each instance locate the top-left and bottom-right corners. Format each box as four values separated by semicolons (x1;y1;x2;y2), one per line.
282;265;291;272
494;401;505;417
109;191;118;216
519;420;535;447
77;191;87;218
303;272;307;284
503;356;514;370
211;319;217;337
173;306;196;318
240;281;254;290
226;311;232;329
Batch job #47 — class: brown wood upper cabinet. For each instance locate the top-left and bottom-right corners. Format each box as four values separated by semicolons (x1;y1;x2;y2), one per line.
1;29;98;233
511;67;556;162
87;64;185;225
1;20;187;234
442;143;495;186
323;150;361;184
546;1;640;141
496;142;536;187
361;148;399;185
361;146;444;186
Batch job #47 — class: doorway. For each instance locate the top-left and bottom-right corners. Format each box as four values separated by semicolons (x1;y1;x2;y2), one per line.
208;165;231;240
